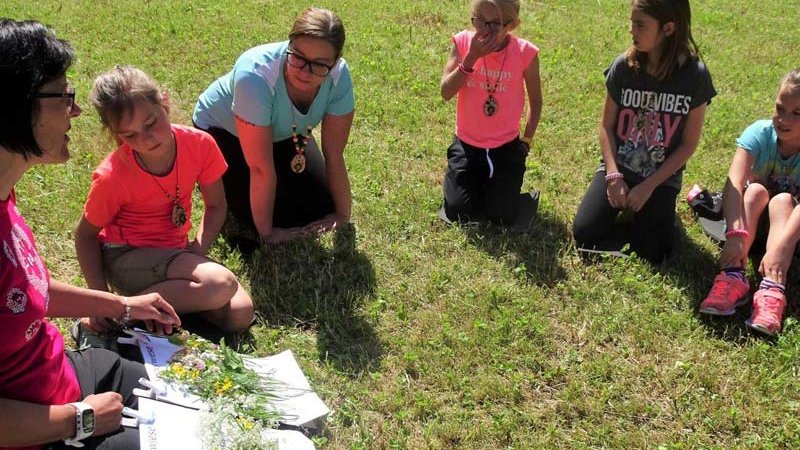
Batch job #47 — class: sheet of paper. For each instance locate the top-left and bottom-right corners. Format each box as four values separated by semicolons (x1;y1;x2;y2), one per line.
135;331;205;410
138;397;202;449
261;429;317;450
245;350;330;428
132;332;329;428
137;398;316;450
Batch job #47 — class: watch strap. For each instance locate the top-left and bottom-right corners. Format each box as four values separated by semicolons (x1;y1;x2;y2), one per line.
63;402;94;448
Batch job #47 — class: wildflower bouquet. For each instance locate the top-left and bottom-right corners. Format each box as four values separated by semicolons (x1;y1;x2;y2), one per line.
159;330;283;448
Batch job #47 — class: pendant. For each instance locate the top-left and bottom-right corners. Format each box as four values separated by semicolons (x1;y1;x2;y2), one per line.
484;95;498;117
291;154;306;174
172;203;187;227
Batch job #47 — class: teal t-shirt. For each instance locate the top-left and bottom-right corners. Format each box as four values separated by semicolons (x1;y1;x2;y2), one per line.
193;40;355;141
738;119;800;196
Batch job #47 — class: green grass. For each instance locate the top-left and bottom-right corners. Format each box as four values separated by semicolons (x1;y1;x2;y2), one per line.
4;0;800;448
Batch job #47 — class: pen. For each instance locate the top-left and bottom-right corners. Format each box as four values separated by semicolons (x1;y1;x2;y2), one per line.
122;407;155;425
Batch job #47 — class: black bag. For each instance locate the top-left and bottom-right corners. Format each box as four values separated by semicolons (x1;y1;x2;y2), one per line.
687;184;724;221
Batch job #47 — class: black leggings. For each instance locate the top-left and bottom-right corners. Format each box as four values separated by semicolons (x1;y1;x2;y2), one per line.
443;136;527;225
573;170;679;263
47;349;147;450
201;126;334;236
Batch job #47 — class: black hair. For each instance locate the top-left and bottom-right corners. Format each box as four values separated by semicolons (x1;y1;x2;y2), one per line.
0;19;74;158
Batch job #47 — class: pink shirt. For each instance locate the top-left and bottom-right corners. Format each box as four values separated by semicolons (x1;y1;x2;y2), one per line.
0;192;81;450
453;31;539;148
84;125;228;249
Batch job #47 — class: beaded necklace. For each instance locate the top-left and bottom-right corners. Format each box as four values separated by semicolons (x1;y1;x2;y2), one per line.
135;145;186;227
289;105;312;174
482;43;509;117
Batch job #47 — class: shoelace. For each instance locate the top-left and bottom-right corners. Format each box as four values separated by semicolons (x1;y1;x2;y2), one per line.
709;278;733;299
754;295;785;324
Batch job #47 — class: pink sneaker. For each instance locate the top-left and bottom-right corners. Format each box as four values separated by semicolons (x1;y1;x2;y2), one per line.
699;272;750;315
746;289;787;336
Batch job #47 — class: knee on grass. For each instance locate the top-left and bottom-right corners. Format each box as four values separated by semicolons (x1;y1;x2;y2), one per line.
572;221;603;249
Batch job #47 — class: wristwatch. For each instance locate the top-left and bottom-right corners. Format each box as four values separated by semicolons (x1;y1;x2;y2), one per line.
63;402;95;448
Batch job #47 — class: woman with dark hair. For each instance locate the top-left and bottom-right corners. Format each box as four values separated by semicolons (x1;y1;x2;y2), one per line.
0;19;180;450
193;7;355;246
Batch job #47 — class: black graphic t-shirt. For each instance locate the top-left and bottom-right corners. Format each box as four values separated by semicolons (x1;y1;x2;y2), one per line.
602;54;716;189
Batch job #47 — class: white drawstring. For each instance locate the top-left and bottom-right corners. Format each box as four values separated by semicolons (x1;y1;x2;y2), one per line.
485;149;494;179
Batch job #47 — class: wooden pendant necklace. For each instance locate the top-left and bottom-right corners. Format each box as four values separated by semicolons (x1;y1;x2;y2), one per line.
136;145;186;227
290;105;312;174
483;44;508;117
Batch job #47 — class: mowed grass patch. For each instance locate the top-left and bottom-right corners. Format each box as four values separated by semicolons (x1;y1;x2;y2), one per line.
4;0;800;448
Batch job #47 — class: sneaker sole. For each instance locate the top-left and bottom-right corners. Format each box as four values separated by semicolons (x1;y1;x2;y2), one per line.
699;295;750;316
745;319;779;336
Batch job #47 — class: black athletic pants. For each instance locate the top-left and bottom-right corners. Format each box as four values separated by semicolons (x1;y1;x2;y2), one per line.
47;349;146;450
201;126;334;238
443;136;527;225
573;170;679;263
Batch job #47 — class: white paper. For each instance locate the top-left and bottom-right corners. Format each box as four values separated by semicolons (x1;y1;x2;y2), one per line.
137;398;316;450
138;397;202;449
245;351;330;428
133;332;329;427
134;332;205;410
261;429;317;450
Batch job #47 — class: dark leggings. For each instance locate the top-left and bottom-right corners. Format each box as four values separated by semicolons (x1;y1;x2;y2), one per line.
201;126;334;237
573;170;679;263
47;349;147;450
443;136;527;225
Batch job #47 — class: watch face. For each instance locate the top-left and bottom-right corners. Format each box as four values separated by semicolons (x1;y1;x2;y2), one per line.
81;409;95;433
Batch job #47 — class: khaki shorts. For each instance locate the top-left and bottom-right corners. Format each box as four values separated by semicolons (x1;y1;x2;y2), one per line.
102;245;189;295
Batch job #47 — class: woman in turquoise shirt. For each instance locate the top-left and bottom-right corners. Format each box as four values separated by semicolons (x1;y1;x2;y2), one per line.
194;7;355;247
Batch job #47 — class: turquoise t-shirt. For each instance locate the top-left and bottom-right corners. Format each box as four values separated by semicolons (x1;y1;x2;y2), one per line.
738;119;800;196
193;40;355;141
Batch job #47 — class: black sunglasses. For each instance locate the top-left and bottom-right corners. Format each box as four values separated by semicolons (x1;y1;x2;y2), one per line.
286;49;334;77
35;88;76;113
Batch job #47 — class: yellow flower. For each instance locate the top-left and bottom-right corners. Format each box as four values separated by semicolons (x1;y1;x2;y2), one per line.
235;416;254;430
170;364;187;378
214;377;234;395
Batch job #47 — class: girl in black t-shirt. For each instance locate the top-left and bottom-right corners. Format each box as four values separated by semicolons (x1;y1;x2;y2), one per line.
573;0;716;263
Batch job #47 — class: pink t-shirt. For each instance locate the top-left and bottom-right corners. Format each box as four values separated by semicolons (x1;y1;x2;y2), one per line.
0;192;81;450
84;125;228;249
453;31;539;148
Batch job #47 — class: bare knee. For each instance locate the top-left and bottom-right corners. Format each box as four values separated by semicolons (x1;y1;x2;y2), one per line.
197;264;239;309
225;287;255;333
743;182;769;207
769;192;795;209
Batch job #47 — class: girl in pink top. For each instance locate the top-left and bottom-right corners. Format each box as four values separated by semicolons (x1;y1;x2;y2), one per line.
440;0;542;226
74;67;255;344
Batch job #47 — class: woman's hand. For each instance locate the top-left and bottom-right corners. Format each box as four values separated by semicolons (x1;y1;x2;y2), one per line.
759;245;793;285
302;213;349;235
606;178;629;209
263;227;307;244
126;293;180;334
626;181;655;212
719;236;747;270
81;392;124;437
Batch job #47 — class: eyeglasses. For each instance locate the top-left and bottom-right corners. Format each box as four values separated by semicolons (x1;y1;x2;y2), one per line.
471;17;513;32
35;88;76;113
286;50;334;77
